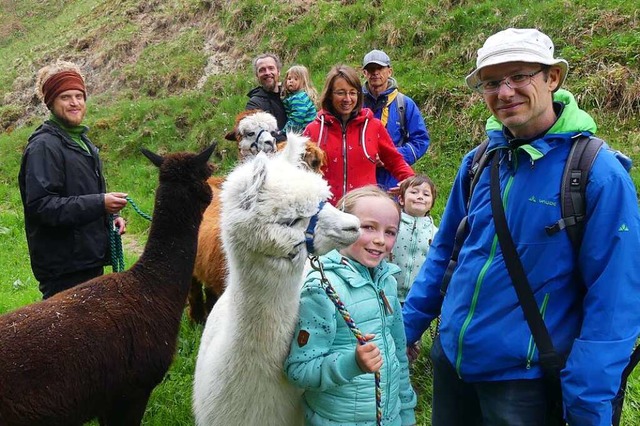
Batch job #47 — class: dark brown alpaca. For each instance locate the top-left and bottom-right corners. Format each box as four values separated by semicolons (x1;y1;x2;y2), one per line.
0;144;215;426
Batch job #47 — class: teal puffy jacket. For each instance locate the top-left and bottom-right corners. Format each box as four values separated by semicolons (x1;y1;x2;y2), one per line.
285;250;416;425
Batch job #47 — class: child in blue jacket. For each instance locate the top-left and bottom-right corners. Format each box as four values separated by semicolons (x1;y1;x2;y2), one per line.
285;185;417;426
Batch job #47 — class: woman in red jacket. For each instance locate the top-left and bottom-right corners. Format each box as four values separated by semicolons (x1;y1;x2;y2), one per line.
304;64;415;205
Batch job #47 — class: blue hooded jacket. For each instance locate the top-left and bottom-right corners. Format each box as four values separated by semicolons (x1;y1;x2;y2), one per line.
363;78;430;190
403;90;640;425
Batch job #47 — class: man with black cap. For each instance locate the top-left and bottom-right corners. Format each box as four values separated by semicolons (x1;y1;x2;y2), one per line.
403;28;640;425
362;49;430;190
19;60;128;299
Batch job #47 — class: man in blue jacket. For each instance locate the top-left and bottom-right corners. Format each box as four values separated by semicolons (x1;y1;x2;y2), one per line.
362;49;431;190
403;28;640;425
19;61;127;299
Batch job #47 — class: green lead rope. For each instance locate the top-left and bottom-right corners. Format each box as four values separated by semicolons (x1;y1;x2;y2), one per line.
109;196;152;272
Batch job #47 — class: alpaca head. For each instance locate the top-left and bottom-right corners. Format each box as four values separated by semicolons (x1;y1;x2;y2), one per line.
141;144;216;213
225;110;278;160
220;134;359;269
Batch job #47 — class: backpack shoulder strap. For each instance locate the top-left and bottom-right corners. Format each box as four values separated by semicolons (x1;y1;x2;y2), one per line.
545;135;604;249
440;138;492;296
468;138;491;209
395;92;407;144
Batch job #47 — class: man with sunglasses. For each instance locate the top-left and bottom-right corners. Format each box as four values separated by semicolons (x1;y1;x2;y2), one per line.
403;28;640;425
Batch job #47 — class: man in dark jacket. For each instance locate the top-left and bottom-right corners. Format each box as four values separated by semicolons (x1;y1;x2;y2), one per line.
245;53;287;130
18;60;128;299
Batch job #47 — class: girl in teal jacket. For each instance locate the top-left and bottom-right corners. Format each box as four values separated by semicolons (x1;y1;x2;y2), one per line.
390;174;439;303
285;186;417;426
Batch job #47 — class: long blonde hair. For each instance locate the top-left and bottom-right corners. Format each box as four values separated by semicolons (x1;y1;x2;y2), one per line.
282;65;318;104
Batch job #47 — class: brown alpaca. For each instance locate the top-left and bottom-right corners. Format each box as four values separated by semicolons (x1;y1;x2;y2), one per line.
0;145;214;426
188;118;327;323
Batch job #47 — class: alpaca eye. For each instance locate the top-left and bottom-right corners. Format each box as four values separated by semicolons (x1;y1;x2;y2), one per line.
246;132;255;137
281;218;303;227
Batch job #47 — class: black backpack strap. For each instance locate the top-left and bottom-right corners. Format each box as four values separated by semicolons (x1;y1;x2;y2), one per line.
545;135;604;249
396;92;408;144
440;139;491;296
490;153;564;374
489;153;565;424
468;139;491;209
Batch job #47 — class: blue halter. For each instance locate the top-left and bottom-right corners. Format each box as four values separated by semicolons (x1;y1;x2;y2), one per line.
305;201;326;254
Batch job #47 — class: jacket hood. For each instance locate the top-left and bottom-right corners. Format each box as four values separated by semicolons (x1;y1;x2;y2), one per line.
314;249;400;288
246;85;281;99
400;211;434;224
315;107;373;126
363;77;399;98
485;89;597;135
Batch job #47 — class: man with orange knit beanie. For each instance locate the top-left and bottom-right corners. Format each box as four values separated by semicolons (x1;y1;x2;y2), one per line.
18;60;128;299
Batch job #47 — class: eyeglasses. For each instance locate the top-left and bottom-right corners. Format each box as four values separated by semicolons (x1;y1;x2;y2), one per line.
474;69;545;94
332;90;359;98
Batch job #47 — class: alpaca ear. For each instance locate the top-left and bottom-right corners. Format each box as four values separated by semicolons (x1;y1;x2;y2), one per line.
279;133;307;166
238;154;268;210
196;143;217;163
140;147;164;167
224;130;238;141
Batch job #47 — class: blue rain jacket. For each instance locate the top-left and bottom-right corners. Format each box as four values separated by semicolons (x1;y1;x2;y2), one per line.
403;90;640;425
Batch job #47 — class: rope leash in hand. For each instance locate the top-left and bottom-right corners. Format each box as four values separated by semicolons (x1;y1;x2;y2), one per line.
109;196;152;272
309;255;382;426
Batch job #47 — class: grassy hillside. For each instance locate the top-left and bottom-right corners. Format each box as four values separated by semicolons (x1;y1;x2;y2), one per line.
1;0;639;424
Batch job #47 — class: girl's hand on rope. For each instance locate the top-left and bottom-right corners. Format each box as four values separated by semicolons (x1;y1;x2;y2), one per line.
356;334;383;373
105;192;128;214
113;216;127;235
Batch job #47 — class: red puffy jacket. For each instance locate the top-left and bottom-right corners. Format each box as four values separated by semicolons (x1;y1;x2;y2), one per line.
304;108;414;205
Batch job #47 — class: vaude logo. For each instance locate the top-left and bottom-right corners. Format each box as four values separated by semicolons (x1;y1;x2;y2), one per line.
528;195;557;207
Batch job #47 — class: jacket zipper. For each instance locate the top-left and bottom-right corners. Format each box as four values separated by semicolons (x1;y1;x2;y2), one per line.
377;285;392;417
526;293;550;369
342;127;347;199
404;219;418;287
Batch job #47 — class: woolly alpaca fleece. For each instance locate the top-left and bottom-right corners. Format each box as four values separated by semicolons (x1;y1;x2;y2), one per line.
193;134;360;426
188;136;329;324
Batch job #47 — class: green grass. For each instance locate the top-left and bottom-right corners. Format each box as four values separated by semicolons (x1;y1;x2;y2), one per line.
1;0;639;424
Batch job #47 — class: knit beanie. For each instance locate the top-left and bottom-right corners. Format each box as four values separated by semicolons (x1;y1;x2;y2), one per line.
35;61;87;109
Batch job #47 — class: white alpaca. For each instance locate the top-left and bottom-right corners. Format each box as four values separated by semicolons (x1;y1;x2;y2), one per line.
193;134;360;426
229;110;279;159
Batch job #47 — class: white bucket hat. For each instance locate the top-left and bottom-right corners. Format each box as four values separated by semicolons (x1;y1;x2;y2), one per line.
465;28;569;91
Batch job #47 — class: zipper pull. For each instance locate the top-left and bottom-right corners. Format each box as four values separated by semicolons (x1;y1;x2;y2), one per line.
379;289;393;315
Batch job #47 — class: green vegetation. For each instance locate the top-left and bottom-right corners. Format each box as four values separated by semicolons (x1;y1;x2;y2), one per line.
0;0;638;424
